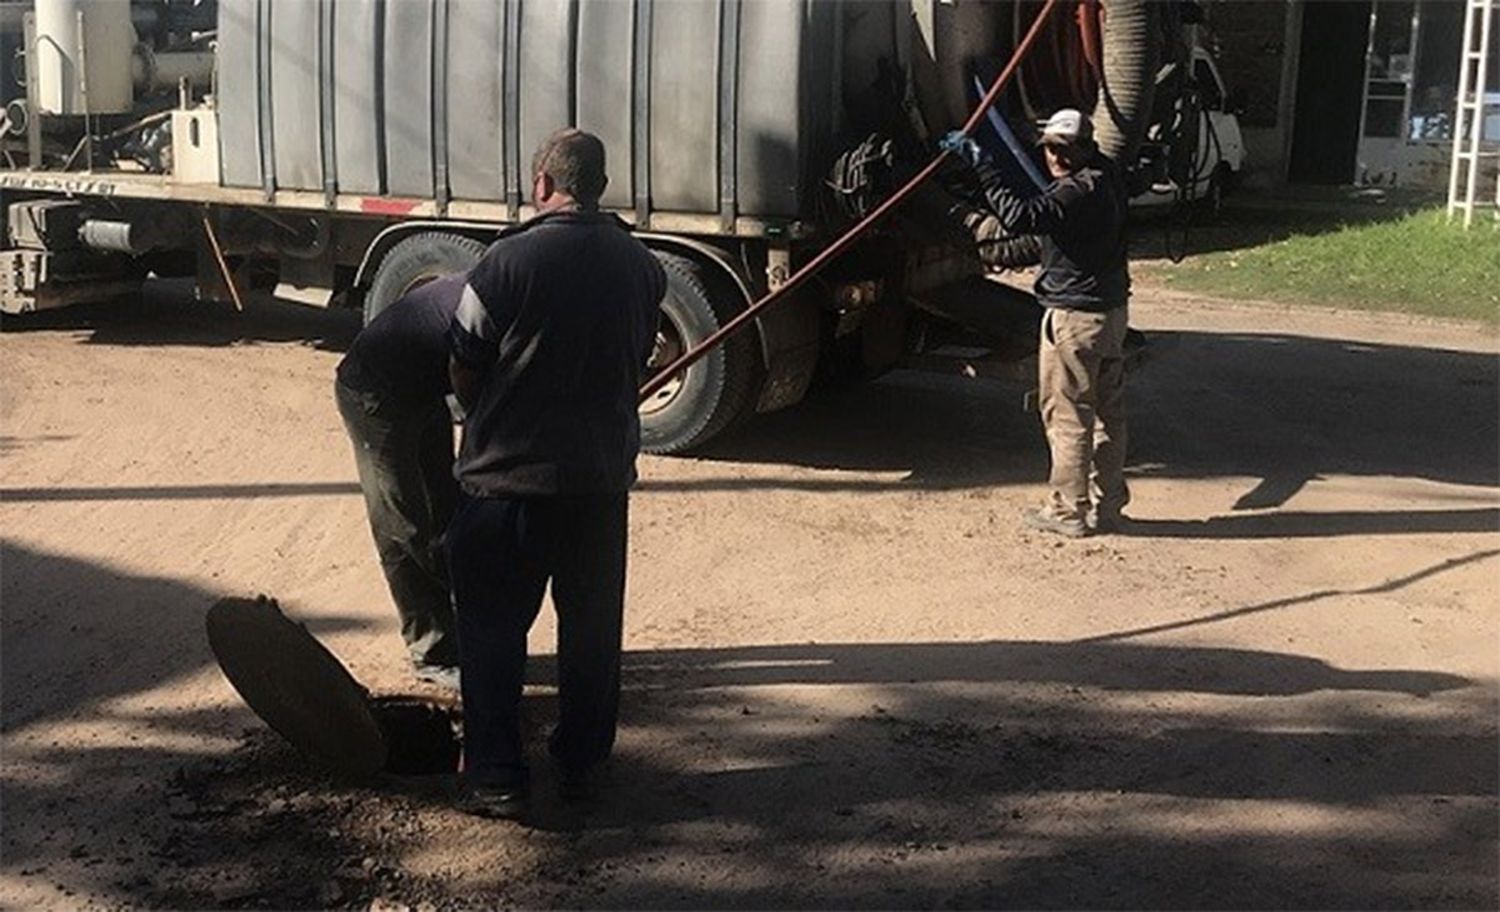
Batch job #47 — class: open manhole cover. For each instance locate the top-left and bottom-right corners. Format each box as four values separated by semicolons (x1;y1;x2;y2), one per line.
207;596;459;778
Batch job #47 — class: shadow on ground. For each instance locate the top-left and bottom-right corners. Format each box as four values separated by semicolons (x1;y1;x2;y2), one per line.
7;633;1492;909
680;328;1498;526
23;634;1481;910
550;640;1495;908
5;324;1491;537
0;481;363;503
0;541;384;908
5;262;1494;527
4;545;1492;909
0;280;360;351
0;540;366;732
1077;547;1500;644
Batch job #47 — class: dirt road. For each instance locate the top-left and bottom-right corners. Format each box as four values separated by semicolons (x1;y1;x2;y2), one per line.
2;287;1496;909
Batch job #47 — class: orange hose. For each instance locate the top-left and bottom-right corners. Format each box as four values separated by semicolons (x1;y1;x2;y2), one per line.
638;0;1062;404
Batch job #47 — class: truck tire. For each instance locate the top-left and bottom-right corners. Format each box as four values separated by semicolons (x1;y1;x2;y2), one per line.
640;252;758;455
364;231;487;325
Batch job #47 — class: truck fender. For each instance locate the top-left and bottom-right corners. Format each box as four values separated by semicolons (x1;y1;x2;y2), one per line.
353;224;756;320
350;220;502;290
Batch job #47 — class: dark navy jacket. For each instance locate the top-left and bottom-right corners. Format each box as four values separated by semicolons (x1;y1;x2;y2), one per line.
449;210;665;497
337;274;465;410
979;154;1130;312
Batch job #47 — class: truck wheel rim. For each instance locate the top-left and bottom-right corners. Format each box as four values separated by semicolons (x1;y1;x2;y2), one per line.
640;318;687;416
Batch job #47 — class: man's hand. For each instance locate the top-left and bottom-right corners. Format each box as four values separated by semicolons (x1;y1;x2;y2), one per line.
939;130;985;169
449;356;486;415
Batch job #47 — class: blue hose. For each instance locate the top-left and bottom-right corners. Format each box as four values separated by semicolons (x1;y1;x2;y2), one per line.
970;73;1049;195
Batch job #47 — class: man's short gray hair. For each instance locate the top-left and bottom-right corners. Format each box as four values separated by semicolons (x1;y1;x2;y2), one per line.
531;128;608;207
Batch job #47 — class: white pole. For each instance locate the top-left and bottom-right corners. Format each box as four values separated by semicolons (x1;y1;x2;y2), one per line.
1448;0;1480;223
1464;0;1494;228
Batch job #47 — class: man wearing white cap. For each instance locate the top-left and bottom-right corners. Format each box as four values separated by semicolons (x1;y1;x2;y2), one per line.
944;108;1132;537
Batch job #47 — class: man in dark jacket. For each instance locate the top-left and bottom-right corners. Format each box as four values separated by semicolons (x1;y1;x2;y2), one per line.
947;108;1132;537
335;276;464;688
446;129;665;819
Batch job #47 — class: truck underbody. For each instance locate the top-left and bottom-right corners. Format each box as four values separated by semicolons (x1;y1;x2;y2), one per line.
1;0;1180;452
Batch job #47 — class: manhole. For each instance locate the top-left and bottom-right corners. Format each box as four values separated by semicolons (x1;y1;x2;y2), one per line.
207;596;460;778
371;696;461;775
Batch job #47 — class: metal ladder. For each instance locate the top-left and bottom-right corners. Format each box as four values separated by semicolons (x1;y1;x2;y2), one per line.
1448;0;1498;228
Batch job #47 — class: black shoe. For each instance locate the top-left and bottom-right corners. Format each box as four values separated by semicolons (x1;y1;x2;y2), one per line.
457;781;529;820
413;662;461;691
1087;510;1132;535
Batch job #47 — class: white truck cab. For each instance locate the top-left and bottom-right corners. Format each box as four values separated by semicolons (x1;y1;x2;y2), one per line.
1135;42;1246;210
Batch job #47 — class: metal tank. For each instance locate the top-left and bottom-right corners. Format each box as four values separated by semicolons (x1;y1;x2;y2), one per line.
34;0;135;115
216;0;837;222
333;0;381;195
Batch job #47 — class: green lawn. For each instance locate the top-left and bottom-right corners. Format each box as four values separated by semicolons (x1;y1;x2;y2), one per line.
1141;207;1500;323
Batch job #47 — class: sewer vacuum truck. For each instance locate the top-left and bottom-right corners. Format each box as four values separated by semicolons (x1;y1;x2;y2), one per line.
0;0;1171;452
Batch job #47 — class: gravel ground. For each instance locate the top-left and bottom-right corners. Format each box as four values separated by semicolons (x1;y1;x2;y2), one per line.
2;284;1496;909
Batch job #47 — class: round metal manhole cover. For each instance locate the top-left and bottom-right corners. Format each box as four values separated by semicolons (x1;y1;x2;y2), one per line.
206;596;387;778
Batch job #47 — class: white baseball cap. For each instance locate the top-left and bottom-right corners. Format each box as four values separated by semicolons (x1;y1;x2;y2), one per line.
1040;108;1094;146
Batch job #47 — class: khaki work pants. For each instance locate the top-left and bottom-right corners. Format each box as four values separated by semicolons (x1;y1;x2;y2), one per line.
1038;305;1130;521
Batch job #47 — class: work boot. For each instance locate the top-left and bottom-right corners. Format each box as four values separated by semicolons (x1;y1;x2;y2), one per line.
413;662;461;692
457;779;529;820
1023;507;1090;539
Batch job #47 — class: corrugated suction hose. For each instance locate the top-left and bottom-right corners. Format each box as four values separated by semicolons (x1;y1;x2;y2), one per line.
1090;0;1160;165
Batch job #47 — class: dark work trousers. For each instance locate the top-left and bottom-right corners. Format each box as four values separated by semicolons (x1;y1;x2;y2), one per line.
445;492;629;787
335;378;460;668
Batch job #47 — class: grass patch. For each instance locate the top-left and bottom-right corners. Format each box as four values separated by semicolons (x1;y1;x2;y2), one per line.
1142;207;1500;323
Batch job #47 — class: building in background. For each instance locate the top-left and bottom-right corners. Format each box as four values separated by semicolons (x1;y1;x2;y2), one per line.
1204;0;1496;190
